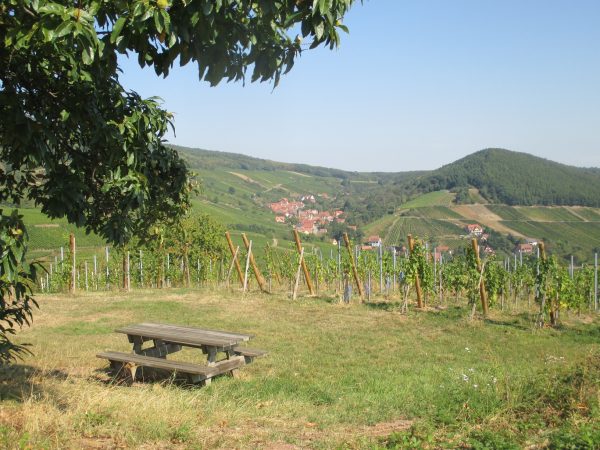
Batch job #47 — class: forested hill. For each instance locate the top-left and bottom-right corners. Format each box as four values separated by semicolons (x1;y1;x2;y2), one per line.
172;145;361;179
411;148;600;207
172;145;426;183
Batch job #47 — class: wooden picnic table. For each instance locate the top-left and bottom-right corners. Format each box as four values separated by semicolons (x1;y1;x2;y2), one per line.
97;322;266;385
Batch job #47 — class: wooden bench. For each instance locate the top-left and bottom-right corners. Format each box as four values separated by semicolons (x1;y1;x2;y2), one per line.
97;351;244;384
232;346;268;364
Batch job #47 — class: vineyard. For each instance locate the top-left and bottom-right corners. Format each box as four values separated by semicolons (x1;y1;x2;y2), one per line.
37;224;600;328
383;217;465;244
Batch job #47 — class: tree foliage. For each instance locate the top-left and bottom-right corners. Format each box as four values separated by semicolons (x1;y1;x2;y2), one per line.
0;0;355;361
413;148;600;207
0;210;38;363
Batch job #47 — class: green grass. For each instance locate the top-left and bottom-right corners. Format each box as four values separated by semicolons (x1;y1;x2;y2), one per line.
0;290;598;449
502;220;600;246
401;190;455;208
485;205;530;220
14;208;106;255
518;206;584;222
403;206;465;220
383;217;465;245
570;207;600;221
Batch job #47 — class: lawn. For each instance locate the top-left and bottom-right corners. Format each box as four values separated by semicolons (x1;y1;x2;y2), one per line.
0;290;599;449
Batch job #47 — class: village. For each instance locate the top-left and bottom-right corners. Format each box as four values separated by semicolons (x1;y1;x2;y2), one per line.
269;195;346;236
269;197;540;258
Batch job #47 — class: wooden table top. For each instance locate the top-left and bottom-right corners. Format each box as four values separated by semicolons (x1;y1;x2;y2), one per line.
115;322;252;348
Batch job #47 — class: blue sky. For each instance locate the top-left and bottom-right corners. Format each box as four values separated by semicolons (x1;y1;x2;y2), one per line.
119;0;600;172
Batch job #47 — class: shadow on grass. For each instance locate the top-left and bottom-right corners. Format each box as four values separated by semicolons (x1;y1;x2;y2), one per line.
92;365;233;390
0;364;67;402
364;301;402;312
483;317;533;332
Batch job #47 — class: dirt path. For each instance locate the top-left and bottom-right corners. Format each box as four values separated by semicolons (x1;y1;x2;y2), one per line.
286;170;312;178
564;206;590;221
228;171;267;188
452;204;525;237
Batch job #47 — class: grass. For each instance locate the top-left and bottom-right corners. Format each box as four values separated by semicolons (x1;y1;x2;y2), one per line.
401;190;456;208
383;217;465;245
1;290;598;449
502;220;600;247
402;206;465;220
485;205;530;221
518;206;584;222
569;207;600;221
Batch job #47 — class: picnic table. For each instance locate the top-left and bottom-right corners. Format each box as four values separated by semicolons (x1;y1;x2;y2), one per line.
97;322;266;385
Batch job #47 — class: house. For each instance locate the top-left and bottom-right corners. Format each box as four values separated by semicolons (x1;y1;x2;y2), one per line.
516;243;534;254
483;246;495;255
297;219;317;235
275;216;286;223
270;198;304;216
365;235;382;247
466;224;484;236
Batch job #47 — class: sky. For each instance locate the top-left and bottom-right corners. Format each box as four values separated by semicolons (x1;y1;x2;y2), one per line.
119;0;600;172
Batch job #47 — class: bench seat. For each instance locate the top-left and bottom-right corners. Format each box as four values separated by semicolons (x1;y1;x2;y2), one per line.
232;346;268;363
97;351;244;384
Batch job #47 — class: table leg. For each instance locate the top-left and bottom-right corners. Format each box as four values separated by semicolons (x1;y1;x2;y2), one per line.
206;347;217;366
131;336;143;354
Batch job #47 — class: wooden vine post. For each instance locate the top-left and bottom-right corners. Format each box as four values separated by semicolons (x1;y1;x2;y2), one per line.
343;233;364;300
293;230;315;296
225;231;244;287
241;233;269;293
69;233;76;293
407;234;423;308
471;238;488;316
122;249;130;292
539;242;556;325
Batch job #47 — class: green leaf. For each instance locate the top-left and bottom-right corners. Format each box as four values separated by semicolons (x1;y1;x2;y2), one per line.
338;24;349;34
81;46;94;64
154;11;163;33
314;21;324;40
110;17;126;44
54;21;74;39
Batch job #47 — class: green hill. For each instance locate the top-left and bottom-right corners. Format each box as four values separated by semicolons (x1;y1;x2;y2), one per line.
12;146;600;264
411;148;600;207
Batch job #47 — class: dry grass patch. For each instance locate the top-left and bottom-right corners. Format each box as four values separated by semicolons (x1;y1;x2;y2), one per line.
1;289;599;448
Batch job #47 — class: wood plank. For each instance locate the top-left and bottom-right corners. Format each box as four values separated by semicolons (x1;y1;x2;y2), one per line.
116;328;237;348
97;351;244;377
115;323;251;348
232;346;267;364
139;323;253;340
232;347;268;358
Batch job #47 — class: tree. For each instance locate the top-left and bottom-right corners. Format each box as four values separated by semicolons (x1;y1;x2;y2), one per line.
165;213;227;286
0;0;355;361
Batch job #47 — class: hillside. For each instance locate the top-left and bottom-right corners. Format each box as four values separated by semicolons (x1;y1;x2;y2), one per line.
411;148;600;207
12;146;600;264
363;191;600;263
